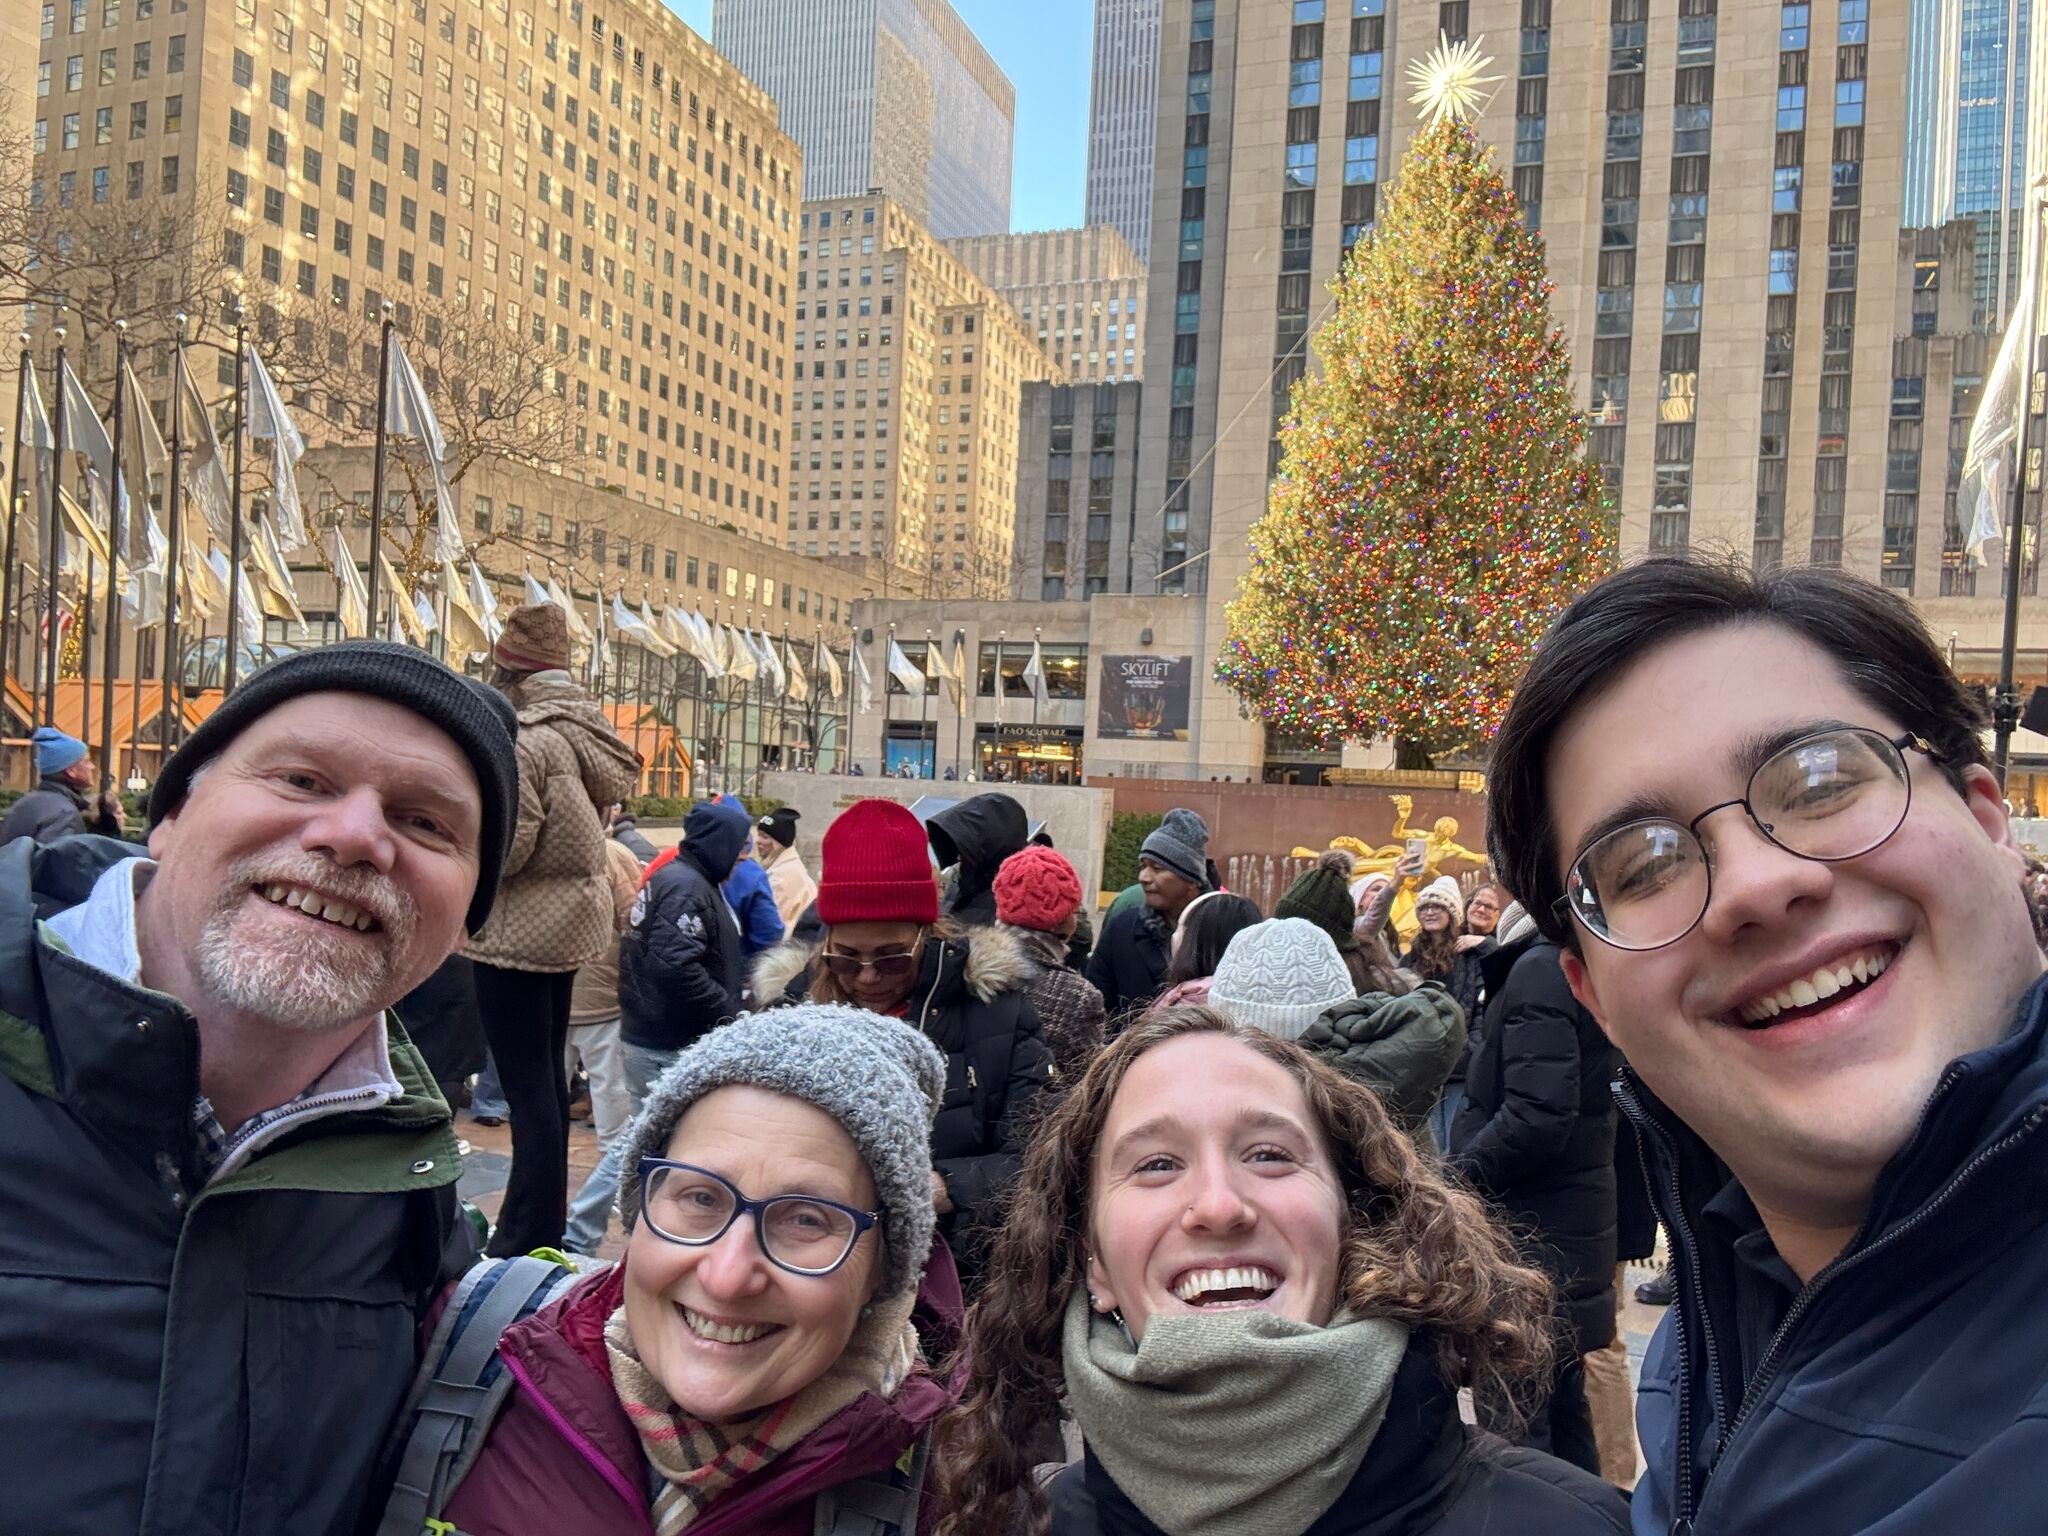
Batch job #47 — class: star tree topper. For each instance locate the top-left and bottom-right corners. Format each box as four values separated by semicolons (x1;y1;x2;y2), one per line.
1407;33;1504;125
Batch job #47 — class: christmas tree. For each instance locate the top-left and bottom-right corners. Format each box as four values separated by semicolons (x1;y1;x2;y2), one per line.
1216;37;1613;763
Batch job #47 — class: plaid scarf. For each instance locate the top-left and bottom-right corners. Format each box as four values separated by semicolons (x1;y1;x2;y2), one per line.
605;1289;921;1534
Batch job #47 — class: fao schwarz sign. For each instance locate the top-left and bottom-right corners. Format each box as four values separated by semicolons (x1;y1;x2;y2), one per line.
1096;654;1194;741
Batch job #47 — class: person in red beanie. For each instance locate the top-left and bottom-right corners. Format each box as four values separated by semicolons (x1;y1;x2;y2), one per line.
993;845;1107;1085
753;798;1052;1288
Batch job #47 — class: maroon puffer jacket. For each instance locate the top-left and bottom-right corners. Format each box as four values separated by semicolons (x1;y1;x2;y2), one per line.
440;1241;966;1536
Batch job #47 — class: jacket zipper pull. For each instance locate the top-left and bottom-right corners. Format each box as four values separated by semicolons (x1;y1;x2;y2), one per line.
967;1064;978;1090
1672;1521;1694;1536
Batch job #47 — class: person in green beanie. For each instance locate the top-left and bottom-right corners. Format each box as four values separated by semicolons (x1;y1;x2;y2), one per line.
1275;850;1413;997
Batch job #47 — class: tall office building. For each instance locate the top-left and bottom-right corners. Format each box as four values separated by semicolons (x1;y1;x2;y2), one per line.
789;193;1049;600
24;0;871;634
1903;0;2037;325
712;0;1014;239
1125;0;2037;779
1085;0;1162;260
945;225;1147;382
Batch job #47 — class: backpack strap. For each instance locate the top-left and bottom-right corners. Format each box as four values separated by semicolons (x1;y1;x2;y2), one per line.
812;1427;933;1536
375;1254;598;1536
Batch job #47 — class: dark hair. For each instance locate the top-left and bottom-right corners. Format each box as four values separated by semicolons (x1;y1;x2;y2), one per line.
1488;557;1991;949
1162;892;1264;986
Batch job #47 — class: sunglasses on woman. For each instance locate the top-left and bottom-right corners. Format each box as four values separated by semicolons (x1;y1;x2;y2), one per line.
820;931;926;981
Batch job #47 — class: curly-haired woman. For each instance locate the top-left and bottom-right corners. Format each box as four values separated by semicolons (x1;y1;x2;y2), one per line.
932;1008;1629;1536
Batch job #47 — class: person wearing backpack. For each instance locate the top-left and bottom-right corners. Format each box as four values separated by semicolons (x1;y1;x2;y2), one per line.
384;1004;967;1536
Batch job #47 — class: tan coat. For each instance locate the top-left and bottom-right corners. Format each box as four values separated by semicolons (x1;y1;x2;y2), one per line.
465;672;642;973
760;843;818;934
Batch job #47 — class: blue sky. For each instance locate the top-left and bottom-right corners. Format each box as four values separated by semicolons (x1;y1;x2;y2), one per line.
662;0;1094;232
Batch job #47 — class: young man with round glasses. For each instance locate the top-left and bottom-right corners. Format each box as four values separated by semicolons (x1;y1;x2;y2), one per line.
1489;557;2048;1533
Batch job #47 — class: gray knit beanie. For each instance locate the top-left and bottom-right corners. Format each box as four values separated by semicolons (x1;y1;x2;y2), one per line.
618;1005;947;1300
1207;918;1358;1042
1140;807;1212;889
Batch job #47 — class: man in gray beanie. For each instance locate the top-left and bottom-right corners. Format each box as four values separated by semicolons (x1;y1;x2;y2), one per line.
1087;806;1215;1023
1;640;517;1536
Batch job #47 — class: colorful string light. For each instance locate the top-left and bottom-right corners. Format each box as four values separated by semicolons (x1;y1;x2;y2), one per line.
1216;116;1615;758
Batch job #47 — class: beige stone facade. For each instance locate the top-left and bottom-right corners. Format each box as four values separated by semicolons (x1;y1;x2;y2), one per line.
944;225;1148;383
27;0;808;555
1128;0;2048;781
791;193;1050;602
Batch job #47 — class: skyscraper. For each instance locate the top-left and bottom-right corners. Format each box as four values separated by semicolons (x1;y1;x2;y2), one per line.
1085;0;1162;261
945;224;1147;382
1126;0;2031;781
1902;0;2037;325
712;0;1015;239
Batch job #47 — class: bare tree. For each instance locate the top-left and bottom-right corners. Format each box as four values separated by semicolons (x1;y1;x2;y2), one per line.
253;285;591;592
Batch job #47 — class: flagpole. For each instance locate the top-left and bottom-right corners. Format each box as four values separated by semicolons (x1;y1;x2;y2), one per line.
223;300;248;695
953;630;965;781
1032;624;1042;731
777;624;791;779
99;322;128;787
1994;189;2048;785
994;628;1005;779
921;626;933;780
42;319;68;729
884;622;895;777
2;334;28;726
162;319;186;763
81;548;96;752
365;301;396;631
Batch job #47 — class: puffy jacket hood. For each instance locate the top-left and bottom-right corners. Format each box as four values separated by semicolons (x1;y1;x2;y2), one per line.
680;797;752;885
506;672;640;807
927;794;1028;922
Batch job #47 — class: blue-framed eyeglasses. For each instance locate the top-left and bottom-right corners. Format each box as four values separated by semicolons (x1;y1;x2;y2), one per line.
637;1159;882;1277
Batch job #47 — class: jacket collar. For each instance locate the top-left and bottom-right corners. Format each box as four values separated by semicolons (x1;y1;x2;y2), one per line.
31;774;89;810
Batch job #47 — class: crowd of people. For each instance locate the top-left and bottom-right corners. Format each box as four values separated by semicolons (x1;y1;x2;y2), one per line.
5;554;2047;1535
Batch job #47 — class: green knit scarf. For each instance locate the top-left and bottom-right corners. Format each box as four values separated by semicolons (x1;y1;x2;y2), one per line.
1061;1288;1410;1536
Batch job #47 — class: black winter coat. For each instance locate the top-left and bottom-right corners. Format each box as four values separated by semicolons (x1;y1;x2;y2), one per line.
0;836;467;1536
0;776;124;854
755;924;1053;1281
618;807;749;1053
1084;903;1172;1024
927;792;1028;927
1400;943;1489;1083
1049;1334;1629;1535
1450;935;1618;1352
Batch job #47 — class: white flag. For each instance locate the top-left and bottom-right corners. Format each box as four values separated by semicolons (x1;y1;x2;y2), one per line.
852;640;875;714
181;532;226;622
122;355;169;490
637;599;680;659
613;592;677;658
682;607;725;678
121;505;171;626
819;634;845;702
207;548;266;651
926;635;956;689
754;627;786;693
545;573;593;644
523;569;552;609
177;349;235;541
249;515;305;624
442;554;492;658
723;623;759;683
385;336;464;564
785;638;810;704
19;358;53;568
244;343;309;549
59;357;115;488
1023;638;1048;704
886;637;926;696
380;550;426;644
1962;263;2040;566
467;558;502;643
331;528;369;638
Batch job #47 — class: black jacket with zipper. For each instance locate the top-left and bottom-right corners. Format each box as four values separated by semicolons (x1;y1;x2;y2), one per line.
1449;933;1618;1353
754;923;1053;1282
1048;1333;1629;1535
617;802;749;1053
0;835;465;1536
1625;971;2048;1536
1085;902;1174;1025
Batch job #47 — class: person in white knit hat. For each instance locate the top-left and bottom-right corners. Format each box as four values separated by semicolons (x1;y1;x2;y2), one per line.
1203;917;1359;1042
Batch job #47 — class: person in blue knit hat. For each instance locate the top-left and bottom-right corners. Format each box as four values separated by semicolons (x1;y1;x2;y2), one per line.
0;727;124;848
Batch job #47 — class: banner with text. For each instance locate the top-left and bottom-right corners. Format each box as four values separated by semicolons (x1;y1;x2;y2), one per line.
1096;654;1193;741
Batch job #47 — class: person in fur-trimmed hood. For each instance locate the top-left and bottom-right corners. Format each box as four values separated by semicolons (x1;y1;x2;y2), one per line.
751;799;1053;1288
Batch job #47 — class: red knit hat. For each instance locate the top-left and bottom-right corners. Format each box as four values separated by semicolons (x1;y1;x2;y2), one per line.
817;799;941;925
993;845;1083;933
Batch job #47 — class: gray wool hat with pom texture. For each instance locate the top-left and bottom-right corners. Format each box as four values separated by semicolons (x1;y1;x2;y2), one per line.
617;1004;947;1300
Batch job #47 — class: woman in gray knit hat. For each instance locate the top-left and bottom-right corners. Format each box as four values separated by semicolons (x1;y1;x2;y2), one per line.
420;1004;969;1536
